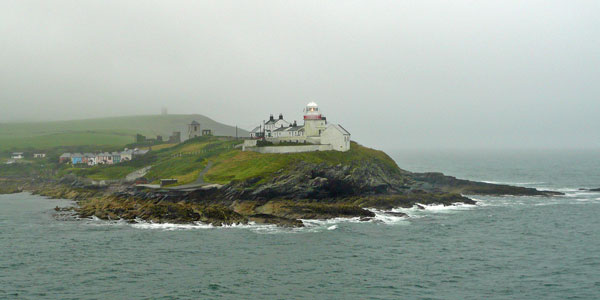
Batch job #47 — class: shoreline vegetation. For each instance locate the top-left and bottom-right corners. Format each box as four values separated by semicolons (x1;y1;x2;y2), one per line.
0;136;562;227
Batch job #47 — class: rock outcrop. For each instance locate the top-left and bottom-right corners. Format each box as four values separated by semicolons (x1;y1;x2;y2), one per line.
1;155;562;227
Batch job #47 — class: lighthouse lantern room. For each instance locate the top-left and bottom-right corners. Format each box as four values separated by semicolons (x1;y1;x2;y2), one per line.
304;102;322;120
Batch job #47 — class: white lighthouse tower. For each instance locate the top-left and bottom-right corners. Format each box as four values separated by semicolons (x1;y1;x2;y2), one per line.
303;102;327;137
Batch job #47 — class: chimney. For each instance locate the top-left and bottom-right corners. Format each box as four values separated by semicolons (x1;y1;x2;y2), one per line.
279;113;283;120
293;120;297;127
270;114;274;121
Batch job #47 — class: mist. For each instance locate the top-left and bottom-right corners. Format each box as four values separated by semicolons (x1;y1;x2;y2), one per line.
1;0;599;150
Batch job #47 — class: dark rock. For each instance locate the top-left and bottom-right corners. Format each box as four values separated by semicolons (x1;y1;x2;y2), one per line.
409;172;563;196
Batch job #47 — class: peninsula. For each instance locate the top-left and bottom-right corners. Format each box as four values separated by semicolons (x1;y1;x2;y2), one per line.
0;104;561;227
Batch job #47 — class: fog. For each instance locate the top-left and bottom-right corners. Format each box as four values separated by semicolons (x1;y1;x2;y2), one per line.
1;1;599;149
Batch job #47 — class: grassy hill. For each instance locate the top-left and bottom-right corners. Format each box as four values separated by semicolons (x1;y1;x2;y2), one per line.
63;137;400;185
0;114;249;153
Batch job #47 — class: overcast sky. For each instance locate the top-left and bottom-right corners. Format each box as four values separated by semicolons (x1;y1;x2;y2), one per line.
1;1;599;149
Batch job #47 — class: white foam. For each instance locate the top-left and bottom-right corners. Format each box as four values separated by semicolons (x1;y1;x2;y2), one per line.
131;221;214;230
327;225;338;230
300;217;362;227
368;209;410;224
481;181;545;185
536;187;581;193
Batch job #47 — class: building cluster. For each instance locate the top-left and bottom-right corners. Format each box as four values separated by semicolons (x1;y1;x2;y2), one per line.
248;102;351;152
5;152;46;164
59;148;149;166
134;120;213;146
136;131;181;145
9;152;45;160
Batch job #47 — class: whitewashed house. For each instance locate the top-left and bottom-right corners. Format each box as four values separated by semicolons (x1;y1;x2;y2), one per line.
96;152;112;165
33;153;46;158
263;114;290;138
11;152;24;160
321;124;351;152
120;149;133;161
250;126;263;139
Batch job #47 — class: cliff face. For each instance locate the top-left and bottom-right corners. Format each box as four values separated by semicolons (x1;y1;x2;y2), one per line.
217;160;559;202
225;160;411;201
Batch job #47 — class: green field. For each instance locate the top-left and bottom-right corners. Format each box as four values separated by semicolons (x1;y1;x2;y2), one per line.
0;114;248;153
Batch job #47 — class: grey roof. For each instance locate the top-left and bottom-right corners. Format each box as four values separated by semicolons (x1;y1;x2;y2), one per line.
84;153;95;157
190;120;200;125
288;125;304;131
71;153;83;157
328;124;350;135
250;126;261;133
265;119;275;125
274;126;288;132
60;153;71;158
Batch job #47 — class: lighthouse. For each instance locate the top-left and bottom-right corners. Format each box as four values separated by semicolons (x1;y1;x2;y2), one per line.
303;102;327;137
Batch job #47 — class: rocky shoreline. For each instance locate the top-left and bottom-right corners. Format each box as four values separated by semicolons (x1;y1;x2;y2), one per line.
0;160;562;227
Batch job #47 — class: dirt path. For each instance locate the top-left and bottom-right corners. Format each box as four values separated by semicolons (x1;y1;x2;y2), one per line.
125;166;152;182
166;161;214;190
192;161;213;185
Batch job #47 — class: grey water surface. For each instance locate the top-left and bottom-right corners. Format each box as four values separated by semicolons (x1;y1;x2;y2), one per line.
1;149;600;299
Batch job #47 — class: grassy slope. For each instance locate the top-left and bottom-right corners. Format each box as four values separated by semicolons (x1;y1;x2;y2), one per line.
204;141;402;184
68;137;241;183
62;139;401;186
0;114;249;152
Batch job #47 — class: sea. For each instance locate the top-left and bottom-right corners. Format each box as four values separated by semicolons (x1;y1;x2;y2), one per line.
1;149;599;299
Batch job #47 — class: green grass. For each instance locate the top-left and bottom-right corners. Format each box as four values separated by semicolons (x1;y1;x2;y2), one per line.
65;165;139;181
65;136;242;184
204;141;402;184
0;114;248;152
2;133;401;188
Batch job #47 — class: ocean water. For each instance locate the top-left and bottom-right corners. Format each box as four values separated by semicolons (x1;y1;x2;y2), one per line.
1;149;600;299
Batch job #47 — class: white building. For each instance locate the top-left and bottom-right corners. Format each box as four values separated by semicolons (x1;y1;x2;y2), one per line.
188;121;201;139
11;152;24;160
246;102;351;152
256;114;291;138
33;153;46;158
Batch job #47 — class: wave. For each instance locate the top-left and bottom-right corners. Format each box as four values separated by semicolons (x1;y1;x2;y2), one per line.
131;221;215;230
481;180;546;186
367;209;410;224
81;202;481;232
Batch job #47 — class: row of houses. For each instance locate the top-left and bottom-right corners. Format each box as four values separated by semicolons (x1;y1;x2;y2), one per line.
59;148;149;166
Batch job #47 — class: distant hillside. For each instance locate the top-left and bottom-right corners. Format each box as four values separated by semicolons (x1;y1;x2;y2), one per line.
0;114;249;152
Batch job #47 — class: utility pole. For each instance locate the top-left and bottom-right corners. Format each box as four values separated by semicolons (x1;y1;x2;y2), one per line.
235;125;238;139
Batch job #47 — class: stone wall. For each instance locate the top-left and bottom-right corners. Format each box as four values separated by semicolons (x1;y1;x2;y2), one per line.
242;139;258;151
244;144;333;154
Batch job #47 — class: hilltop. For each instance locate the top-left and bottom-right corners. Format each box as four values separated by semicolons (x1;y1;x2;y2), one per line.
0;114;249;152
